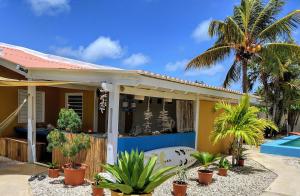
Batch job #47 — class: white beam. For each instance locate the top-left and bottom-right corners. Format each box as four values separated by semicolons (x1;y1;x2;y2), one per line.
194;96;200;150
121;86;197;101
27;86;36;163
106;84;120;164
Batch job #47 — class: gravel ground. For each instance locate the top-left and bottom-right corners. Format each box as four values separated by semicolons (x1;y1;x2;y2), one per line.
29;159;276;196
154;159;277;196
30;175;112;196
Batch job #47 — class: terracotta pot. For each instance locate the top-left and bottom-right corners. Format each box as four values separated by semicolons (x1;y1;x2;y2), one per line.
92;186;104;196
63;163;87;186
173;181;187;196
218;168;228;176
48;168;60;178
198;169;213;185
111;190;152;196
238;159;245;166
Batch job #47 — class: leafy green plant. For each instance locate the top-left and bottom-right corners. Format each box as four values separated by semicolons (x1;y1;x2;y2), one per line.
190;152;220;170
174;166;187;184
211;95;278;166
238;148;248;160
47;130;90;168
47;108;90;169
57;108;81;131
218;157;230;170
98;150;176;194
94;173;104;187
48;162;59;169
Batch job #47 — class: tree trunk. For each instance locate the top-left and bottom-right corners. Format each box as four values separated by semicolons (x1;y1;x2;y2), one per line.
242;60;248;93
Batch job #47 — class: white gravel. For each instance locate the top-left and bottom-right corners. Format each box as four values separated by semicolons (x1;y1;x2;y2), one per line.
29;159;276;196
154;159;277;196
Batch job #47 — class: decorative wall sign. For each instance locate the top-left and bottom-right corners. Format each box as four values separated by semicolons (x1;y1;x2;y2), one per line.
97;88;108;114
143;97;153;133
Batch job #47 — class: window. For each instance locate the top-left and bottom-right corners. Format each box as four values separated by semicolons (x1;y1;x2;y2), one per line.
65;93;83;119
18;89;45;123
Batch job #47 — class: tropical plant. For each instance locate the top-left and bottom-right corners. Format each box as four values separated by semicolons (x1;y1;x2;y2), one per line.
186;0;300;93
211;94;278;166
175;166;188;184
48;161;59;169
190;152;220;170
98;150;176;195
94;173;104;187
47;130;90;168
57;108;82;131
47;109;90;169
254;51;300;133
218;157;230;169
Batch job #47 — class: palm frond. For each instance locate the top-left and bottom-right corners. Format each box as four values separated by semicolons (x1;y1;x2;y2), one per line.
259;10;300;41
223;60;241;88
250;0;285;36
186;45;232;69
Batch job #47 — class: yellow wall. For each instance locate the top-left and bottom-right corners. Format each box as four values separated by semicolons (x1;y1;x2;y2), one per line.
197;100;232;154
0;85;95;137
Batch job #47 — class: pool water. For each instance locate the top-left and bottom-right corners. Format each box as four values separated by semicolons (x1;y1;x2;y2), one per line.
281;139;300;147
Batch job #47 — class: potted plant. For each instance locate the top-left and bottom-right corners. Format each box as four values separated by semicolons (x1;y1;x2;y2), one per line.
47;108;91;186
173;166;188;196
92;173;104;196
98;150;176;196
218;157;229;176
48;162;60;178
237;148;247;166
191;152;219;185
211;95;278;166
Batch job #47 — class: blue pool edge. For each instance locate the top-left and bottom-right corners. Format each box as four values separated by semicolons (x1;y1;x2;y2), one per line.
260;135;300;158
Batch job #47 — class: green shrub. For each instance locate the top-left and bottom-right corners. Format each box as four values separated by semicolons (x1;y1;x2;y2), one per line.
99;150;176;194
57;108;81;131
47;108;90;169
218;157;230;169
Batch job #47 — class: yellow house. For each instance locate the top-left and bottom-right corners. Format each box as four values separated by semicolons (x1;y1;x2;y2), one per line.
0;43;259;176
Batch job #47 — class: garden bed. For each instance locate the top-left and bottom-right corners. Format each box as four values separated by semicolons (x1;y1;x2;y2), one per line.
154;159;277;196
29;159;276;196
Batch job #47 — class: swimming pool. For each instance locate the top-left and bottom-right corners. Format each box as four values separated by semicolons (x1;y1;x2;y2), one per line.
260;135;300;158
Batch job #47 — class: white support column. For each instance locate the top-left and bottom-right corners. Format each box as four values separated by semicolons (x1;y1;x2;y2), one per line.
27;86;36;163
194;96;200;150
107;84;120;164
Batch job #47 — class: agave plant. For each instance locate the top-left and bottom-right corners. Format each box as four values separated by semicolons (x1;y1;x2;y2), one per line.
99;150;176;195
190;152;220;170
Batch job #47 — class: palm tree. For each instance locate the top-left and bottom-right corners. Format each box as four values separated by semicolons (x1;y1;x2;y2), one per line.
211;95;277;166
186;0;300;93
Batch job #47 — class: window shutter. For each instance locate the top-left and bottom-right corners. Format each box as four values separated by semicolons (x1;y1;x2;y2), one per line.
18;89;45;123
66;93;83;119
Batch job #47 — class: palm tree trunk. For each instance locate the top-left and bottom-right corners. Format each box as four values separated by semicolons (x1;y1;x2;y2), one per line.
242;60;248;93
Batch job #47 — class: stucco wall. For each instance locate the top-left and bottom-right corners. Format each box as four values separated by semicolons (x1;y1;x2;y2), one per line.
0;85;95;137
197;100;232;154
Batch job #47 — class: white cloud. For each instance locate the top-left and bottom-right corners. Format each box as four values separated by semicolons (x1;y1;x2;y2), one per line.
122;53;150;67
185;64;225;76
52;36;124;62
165;59;189;72
191;18;212;43
27;0;71;16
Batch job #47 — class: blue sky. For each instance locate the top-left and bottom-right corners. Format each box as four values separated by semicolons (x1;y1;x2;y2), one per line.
0;0;299;91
